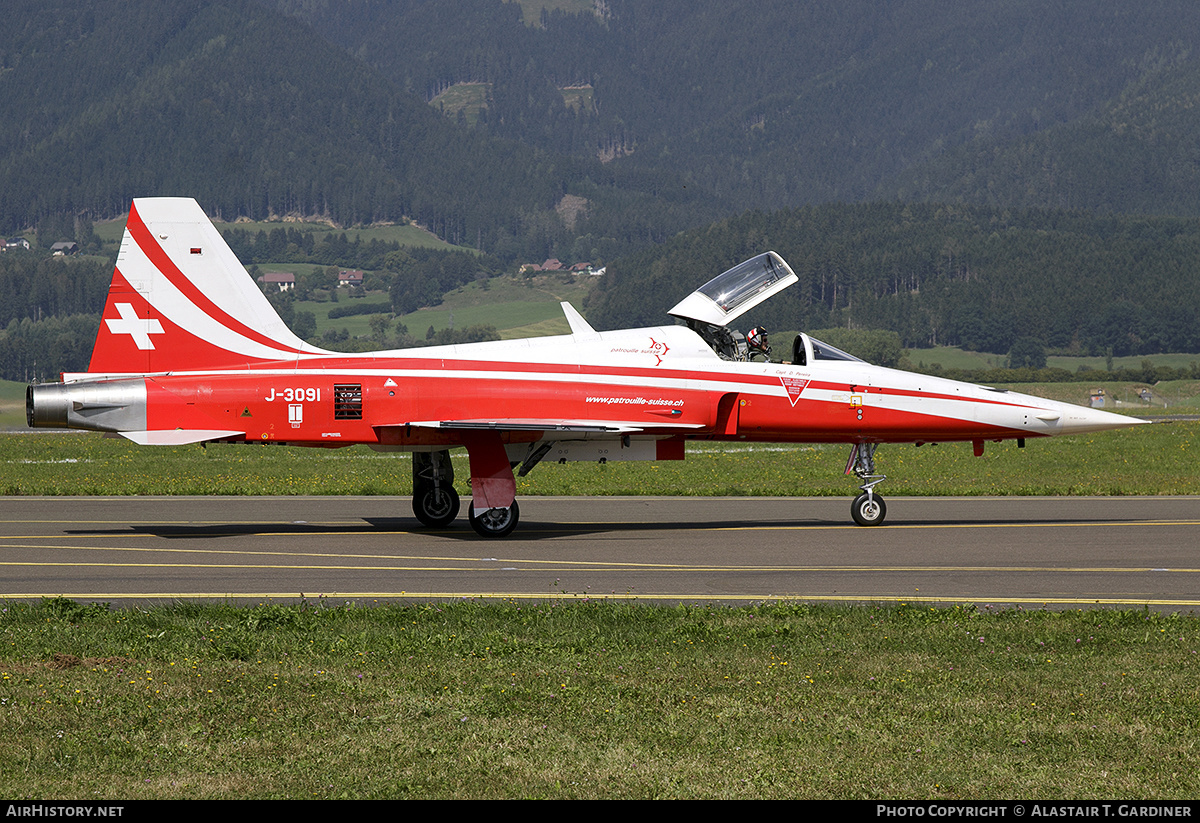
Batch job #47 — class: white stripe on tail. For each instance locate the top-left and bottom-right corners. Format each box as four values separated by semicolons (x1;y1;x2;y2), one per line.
85;198;326;377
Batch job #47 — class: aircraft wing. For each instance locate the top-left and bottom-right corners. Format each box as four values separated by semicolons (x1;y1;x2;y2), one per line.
399;418;705;434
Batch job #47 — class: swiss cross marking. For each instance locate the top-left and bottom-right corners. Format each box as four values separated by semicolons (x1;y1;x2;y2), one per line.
105;302;164;350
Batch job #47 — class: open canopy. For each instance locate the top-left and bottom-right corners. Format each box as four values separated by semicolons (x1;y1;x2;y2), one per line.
668;251;798;327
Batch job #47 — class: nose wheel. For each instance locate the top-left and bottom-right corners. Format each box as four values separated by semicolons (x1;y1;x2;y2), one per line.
847;443;887;527
851;491;886;527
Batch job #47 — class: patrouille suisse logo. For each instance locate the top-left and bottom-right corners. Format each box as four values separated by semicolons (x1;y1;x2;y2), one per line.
647;338;669;365
609;337;671;366
780;375;810;406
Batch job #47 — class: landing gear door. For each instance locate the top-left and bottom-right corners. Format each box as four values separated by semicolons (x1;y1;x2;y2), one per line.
668;251;798;328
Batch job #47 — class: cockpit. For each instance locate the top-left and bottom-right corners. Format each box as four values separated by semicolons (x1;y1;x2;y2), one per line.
669;251;865;366
791;333;863;366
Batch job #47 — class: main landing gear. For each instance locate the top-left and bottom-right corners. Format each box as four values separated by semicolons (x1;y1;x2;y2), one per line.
847;442;887;526
410;439;520;537
411;450;460;527
468;501;520;538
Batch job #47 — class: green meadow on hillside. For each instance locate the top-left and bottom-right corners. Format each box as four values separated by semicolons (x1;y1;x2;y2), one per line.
91;213;464;254
294;272;595;341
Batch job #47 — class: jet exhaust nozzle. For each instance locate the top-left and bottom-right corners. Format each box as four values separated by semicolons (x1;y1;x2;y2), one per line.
26;380;148;432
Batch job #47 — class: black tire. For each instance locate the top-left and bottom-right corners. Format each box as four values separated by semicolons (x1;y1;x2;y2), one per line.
468;500;520;538
851;492;886;527
412;486;460;527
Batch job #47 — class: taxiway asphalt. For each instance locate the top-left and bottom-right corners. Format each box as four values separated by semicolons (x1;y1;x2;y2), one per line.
2;495;1199;609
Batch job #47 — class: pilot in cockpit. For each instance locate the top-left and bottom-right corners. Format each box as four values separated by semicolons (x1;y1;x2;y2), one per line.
746;326;770;361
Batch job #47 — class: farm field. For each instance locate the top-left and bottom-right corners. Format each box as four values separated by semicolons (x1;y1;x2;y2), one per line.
91;212;465;254
995;380;1200;412
910;345;1200;375
296;272;595;341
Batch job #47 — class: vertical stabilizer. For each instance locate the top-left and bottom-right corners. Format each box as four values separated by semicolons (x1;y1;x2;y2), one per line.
86;198;324;376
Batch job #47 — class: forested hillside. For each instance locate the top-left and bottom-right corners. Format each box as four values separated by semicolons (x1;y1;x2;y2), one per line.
277;0;1200;216
588;204;1200;357
8;0;1200;247
0;0;710;259
7;1;1200;377
884;52;1200;215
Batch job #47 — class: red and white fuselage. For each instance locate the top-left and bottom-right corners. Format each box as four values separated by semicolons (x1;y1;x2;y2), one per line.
26;198;1141;535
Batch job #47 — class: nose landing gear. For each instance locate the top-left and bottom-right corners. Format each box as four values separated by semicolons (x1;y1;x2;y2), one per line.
847;443;887;526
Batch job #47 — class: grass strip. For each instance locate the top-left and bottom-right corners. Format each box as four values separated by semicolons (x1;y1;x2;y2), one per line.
2;598;1198;799
0;421;1193;497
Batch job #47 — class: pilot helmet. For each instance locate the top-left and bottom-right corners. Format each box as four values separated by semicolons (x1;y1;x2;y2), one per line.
746;326;770;353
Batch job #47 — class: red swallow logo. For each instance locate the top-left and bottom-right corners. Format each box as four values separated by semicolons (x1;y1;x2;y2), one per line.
648;338;670;366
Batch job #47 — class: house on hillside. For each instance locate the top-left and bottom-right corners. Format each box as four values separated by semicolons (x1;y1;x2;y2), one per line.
3;238;30;252
259;271;295;292
51;241;78;256
520;260;603;276
338;269;363;287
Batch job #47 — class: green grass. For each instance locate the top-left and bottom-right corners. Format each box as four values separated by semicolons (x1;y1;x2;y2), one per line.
5;368;1198;798
1;598;1197;798
910;346;1200;374
399;301;570;339
0;419;1189;497
232;219;462;251
399;273;594;338
92;212;466;253
294;295;392;340
0;380;26;430
995;380;1200;412
430;82;491;126
90;216;127;250
560;85;594;113
512;0;596;26
298;272;596;341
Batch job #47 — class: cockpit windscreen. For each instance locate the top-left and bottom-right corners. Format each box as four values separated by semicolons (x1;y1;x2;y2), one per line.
809;336;864;363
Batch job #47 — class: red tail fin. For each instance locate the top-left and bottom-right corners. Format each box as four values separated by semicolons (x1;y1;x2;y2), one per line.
86;198;320;376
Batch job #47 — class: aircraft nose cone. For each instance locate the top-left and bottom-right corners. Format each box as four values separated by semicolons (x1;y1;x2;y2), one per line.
1056;404;1146;434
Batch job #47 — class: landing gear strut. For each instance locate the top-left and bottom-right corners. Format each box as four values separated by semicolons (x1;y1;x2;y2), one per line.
412;450;460;527
847;442;887;526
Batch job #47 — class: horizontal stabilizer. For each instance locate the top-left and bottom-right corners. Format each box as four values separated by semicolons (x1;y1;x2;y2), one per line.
120;430;244;446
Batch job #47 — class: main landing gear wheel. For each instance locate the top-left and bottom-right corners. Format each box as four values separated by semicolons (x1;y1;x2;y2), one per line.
412;486;460;527
851;492;886;527
468;501;520;538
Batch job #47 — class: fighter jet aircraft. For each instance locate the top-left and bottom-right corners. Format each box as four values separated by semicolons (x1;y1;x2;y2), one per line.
26;198;1143;536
